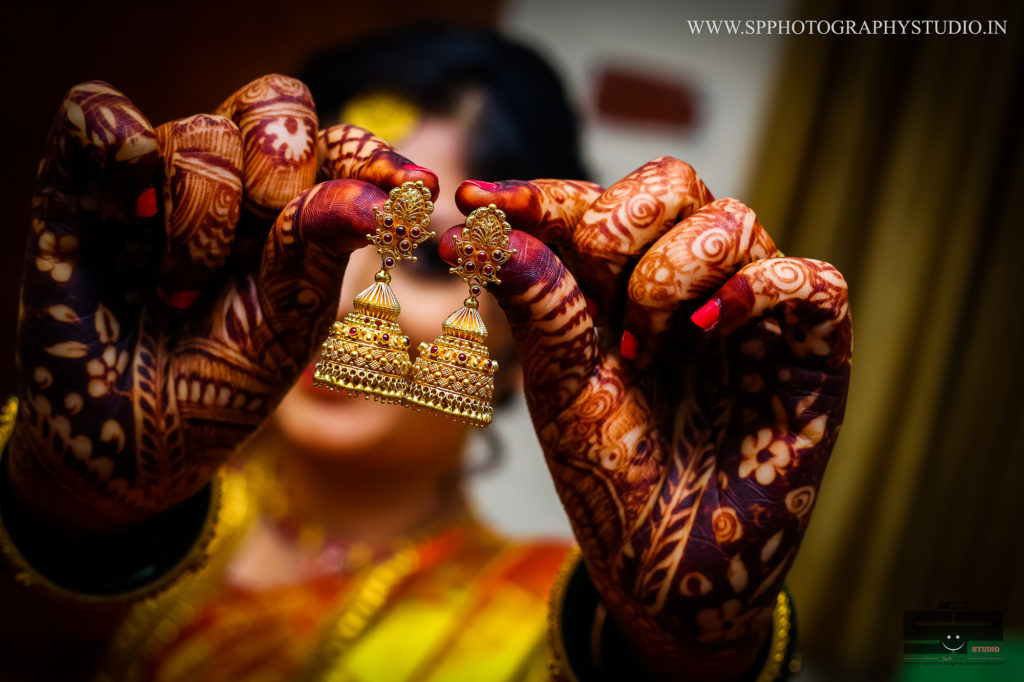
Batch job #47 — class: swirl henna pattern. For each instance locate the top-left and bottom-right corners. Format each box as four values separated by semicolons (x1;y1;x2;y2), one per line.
10;78;439;535
450;162;851;680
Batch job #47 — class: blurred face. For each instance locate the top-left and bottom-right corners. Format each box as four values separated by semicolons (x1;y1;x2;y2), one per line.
270;116;512;463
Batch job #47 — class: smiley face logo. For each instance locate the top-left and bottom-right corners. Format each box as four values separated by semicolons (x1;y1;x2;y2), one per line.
941;633;965;652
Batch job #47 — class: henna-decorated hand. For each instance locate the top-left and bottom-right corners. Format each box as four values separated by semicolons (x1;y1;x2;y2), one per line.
448;161;851;680
10;76;438;535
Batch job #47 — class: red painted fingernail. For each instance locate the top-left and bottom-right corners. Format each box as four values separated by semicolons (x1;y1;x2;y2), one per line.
691;298;721;331
166;290;200;309
135;187;157;218
584;296;597;319
465;180;500;191
620;329;638;360
402;163;437;180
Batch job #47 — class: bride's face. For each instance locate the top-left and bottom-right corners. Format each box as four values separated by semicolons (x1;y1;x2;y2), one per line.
269;116;512;463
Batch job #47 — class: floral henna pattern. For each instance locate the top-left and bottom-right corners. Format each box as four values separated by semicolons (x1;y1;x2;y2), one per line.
461;162;851;678
216;74;318;217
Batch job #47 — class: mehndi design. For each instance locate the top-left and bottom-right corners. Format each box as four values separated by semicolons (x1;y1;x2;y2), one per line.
450;164;851;679
11;75;438;536
313;181;435;402
404;204;516;427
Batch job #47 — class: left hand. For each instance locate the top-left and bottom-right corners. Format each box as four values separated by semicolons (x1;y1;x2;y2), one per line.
447;159;852;680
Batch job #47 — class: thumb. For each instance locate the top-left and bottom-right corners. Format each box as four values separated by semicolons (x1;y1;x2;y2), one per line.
242;179;390;376
438;224;597;426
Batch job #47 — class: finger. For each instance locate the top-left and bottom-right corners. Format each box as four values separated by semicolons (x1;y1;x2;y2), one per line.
215;74;318;217
704;260;851;579
624;198;777;366
35;80;159;221
573;157;715;319
695;257;851;367
24;80;159;375
153;114;244;308
252;179;390;374
437;225;597;426
454;178;604;245
317;124;440;200
18;82;162;527
439;223;660;570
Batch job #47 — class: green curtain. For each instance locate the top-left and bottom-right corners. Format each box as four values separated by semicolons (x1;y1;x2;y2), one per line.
745;0;1024;675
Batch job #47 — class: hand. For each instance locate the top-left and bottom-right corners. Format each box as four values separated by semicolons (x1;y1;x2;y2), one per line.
449;160;851;680
10;76;438;535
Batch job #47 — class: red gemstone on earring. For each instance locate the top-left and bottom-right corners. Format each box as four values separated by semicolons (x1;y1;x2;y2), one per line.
410;227;421;238
464;244;474;255
482;264;494;276
430;345;438;354
383;216;393;227
399;240;410;250
470;285;482;296
458;352;467;362
484;360;492;369
382;233;393;244
381;333;390;342
396;225;406;237
464;261;476;272
492;250;504;261
349;328;357;336
476;251;488;262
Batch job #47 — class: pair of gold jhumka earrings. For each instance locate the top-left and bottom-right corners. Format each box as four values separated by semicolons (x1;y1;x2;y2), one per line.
312;181;515;428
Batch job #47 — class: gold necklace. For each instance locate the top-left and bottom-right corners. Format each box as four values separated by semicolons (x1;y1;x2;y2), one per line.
249;454;470;578
250;454;477;679
296;544;421;681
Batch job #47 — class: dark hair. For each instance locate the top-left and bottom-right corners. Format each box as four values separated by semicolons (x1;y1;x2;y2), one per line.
298;25;590;182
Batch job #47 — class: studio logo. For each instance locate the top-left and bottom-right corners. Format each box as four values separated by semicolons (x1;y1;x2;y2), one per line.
903;601;1004;667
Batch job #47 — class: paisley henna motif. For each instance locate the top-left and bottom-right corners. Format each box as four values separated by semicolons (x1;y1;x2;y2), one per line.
10;78;438;535
448;167;851;680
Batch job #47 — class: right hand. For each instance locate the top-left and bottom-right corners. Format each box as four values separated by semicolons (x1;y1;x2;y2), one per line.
9;75;438;535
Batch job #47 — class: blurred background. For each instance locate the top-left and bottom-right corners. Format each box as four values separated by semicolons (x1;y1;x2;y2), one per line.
1;0;1020;679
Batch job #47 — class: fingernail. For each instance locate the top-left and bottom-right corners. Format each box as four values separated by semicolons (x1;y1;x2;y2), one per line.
465;180;500;192
135;187;157;218
691;298;721;331
402;163;437;180
584;296;597;320
159;289;200;309
620;329;638;360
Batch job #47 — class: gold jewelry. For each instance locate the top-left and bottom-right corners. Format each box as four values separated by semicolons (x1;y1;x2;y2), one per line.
314;181;435;402
547;548;798;682
405;204;515;428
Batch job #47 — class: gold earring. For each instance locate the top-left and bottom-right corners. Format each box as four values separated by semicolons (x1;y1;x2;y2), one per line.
313;181;435;402
405;204;516;427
